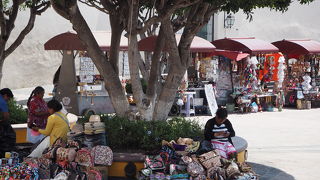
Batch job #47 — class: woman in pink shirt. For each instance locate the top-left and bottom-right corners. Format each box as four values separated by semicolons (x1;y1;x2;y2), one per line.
27;86;49;143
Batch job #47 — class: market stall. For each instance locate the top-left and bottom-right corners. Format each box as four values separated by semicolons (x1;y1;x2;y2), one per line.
44;31;128;116
272;39;320;108
211;37;283;113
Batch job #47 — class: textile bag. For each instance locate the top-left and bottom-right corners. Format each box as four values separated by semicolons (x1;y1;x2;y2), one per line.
91;145;113;166
187;159;205;177
198;150;222;169
75;148;94;167
56;147;77;162
144;155;165;171
87;169;102;180
27;128;44;143
182;156;205;177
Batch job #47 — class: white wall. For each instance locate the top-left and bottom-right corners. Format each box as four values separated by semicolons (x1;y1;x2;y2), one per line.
2;3;110;89
214;0;320;42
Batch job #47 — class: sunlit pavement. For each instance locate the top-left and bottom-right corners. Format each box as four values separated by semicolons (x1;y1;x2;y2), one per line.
188;108;320;180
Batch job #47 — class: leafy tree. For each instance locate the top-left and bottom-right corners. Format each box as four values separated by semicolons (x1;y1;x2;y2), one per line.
0;0;50;86
50;0;313;120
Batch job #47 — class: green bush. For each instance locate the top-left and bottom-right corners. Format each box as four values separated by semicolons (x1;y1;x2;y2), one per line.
8;100;28;124
79;115;204;152
125;79;147;94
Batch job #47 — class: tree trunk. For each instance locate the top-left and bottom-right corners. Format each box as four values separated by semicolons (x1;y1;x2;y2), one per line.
109;14;123;75
127;0;148;117
0;56;4;87
54;3;130;117
153;67;187;120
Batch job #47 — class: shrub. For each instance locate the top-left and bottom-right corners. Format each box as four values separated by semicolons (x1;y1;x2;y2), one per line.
125;79;147;94
79;115;204;152
8;100;28;124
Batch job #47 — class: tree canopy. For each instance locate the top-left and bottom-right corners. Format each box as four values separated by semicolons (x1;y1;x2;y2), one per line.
50;0;314;120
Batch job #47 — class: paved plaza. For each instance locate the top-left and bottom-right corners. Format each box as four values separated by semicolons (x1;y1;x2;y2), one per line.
190;108;320;180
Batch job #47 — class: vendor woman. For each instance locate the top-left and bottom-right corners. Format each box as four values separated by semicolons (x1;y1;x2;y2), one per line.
204;108;236;159
29;100;69;157
34;99;69;145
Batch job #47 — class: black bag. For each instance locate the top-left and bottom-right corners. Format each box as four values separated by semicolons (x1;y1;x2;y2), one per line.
196;140;213;155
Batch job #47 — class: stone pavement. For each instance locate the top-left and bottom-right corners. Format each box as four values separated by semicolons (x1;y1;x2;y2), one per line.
188;108;320;180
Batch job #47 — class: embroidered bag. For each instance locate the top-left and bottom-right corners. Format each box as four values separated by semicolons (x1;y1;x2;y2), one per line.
75;148;94;167
91;145;113;166
87;169;102;180
187;156;205;177
198;150;222;169
144;154;165;171
56;147;77;162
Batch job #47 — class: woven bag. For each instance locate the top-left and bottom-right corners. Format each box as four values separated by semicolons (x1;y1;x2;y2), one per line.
198;150;222;169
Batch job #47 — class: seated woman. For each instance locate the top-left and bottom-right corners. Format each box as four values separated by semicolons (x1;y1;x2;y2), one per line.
29;100;69;157
204;108;236;160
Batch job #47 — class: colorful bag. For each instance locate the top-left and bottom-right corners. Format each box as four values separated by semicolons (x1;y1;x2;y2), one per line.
198;150;222;169
144;155;165;171
185;156;205;177
226;161;240;177
67;140;82;150
53;172;68;180
56;147;77;162
87;169;102;180
75;148;94;167
207;167;226;180
91;145;113;166
187;160;205;177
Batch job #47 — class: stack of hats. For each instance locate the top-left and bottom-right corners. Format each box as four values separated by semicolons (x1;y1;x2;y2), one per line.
83;115;107;148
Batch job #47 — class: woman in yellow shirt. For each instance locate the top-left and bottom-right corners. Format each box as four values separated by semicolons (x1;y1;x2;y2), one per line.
29;100;69;157
33;99;69;145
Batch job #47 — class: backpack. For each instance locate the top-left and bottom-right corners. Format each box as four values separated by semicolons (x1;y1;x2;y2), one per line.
75;148;94;167
91;145;113;166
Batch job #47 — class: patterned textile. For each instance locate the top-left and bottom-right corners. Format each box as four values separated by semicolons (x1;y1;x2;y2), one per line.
211;141;236;159
28;96;48;129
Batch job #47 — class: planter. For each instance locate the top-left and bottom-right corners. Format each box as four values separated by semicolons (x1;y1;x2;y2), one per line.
12;124;248;178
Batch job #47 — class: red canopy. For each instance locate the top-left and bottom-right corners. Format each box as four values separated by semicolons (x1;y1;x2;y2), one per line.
44;32;85;50
138;34;216;52
212;37;279;54
272;39;320;55
44;31;128;51
210;50;249;61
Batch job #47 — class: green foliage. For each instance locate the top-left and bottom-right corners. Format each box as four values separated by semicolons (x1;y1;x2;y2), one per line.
79;115;203;152
125;79;147;94
8;99;28;124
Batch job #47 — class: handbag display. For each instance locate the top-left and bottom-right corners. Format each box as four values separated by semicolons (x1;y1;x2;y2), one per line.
91;145;113;166
198;150;222;169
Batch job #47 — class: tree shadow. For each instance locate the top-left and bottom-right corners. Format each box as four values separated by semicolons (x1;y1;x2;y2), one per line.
248;162;295;180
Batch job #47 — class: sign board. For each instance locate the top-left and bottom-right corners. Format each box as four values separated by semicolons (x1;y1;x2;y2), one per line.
80;57;95;83
205;84;218;116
